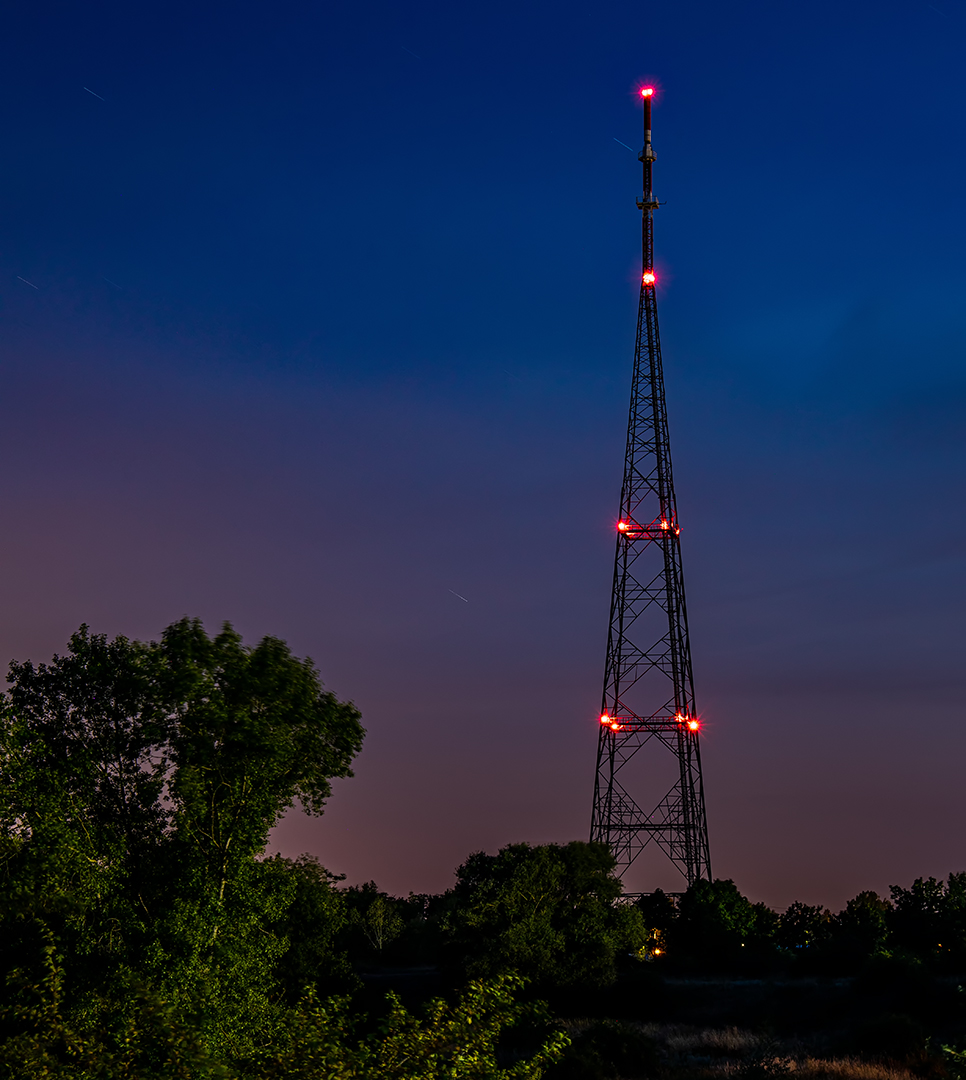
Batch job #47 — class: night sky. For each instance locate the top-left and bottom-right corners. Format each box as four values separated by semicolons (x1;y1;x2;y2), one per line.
1;0;964;910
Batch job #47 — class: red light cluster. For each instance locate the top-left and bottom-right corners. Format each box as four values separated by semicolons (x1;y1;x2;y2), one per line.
674;712;701;733
641;87;654;98
642;271;656;285
600;711;701;733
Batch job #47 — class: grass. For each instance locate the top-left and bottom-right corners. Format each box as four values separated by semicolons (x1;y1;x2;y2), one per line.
554;1023;925;1080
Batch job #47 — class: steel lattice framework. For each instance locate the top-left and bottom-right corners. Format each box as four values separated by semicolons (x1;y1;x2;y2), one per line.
590;89;711;887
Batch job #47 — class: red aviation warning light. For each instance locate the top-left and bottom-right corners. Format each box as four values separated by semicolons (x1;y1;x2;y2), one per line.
617;520;629;532
642;271;656;285
600;713;611;724
675;712;701;732
640;87;654;98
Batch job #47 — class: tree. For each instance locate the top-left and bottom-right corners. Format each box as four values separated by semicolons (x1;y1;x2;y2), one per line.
889;873;966;964
442;842;643;991
674;879;775;965
777;901;833;953
0;618;365;1058
269;855;357;1001
634;888;677;933
343;882;406;958
832;891;891;964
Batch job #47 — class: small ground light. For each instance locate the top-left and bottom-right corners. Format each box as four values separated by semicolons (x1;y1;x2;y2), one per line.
642;271;656;285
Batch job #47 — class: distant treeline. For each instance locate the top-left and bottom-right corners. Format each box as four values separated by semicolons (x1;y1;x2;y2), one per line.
0;620;963;1079
337;858;966;982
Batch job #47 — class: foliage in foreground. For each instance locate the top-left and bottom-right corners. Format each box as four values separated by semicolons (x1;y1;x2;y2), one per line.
3;619;966;1077
0;939;566;1080
0;619;365;1061
253;975;568;1080
0;621;573;1078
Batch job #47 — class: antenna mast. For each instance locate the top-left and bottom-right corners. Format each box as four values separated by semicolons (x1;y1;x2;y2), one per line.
590;88;712;888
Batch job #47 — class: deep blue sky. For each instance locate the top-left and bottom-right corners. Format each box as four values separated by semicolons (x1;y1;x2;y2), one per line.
1;0;964;909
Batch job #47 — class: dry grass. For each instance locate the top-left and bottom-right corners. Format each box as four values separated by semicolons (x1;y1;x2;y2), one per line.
655;1026;764;1058
636;1025;919;1080
553;1021;925;1080
790;1059;918;1080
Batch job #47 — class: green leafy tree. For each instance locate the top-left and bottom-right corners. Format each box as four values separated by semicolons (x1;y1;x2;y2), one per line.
0;921;227;1079
267;855;357;1001
442;842;643;991
0;619;364;1059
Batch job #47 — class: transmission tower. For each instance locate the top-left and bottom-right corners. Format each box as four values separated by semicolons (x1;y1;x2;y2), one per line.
590;87;711;888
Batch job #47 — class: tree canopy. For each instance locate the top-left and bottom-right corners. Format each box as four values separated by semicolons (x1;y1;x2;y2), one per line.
0;618;365;1058
442;841;644;991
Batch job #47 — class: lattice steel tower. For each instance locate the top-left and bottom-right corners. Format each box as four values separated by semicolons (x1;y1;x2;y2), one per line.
590;87;711;887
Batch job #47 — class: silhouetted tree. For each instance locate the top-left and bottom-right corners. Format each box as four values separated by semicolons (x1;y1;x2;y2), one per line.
889;872;966;964
674;879;776;966
832;890;891;965
635;888;677;932
777;901;833;953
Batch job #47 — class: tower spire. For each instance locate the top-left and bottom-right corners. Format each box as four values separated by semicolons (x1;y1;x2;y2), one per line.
590;87;712;889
